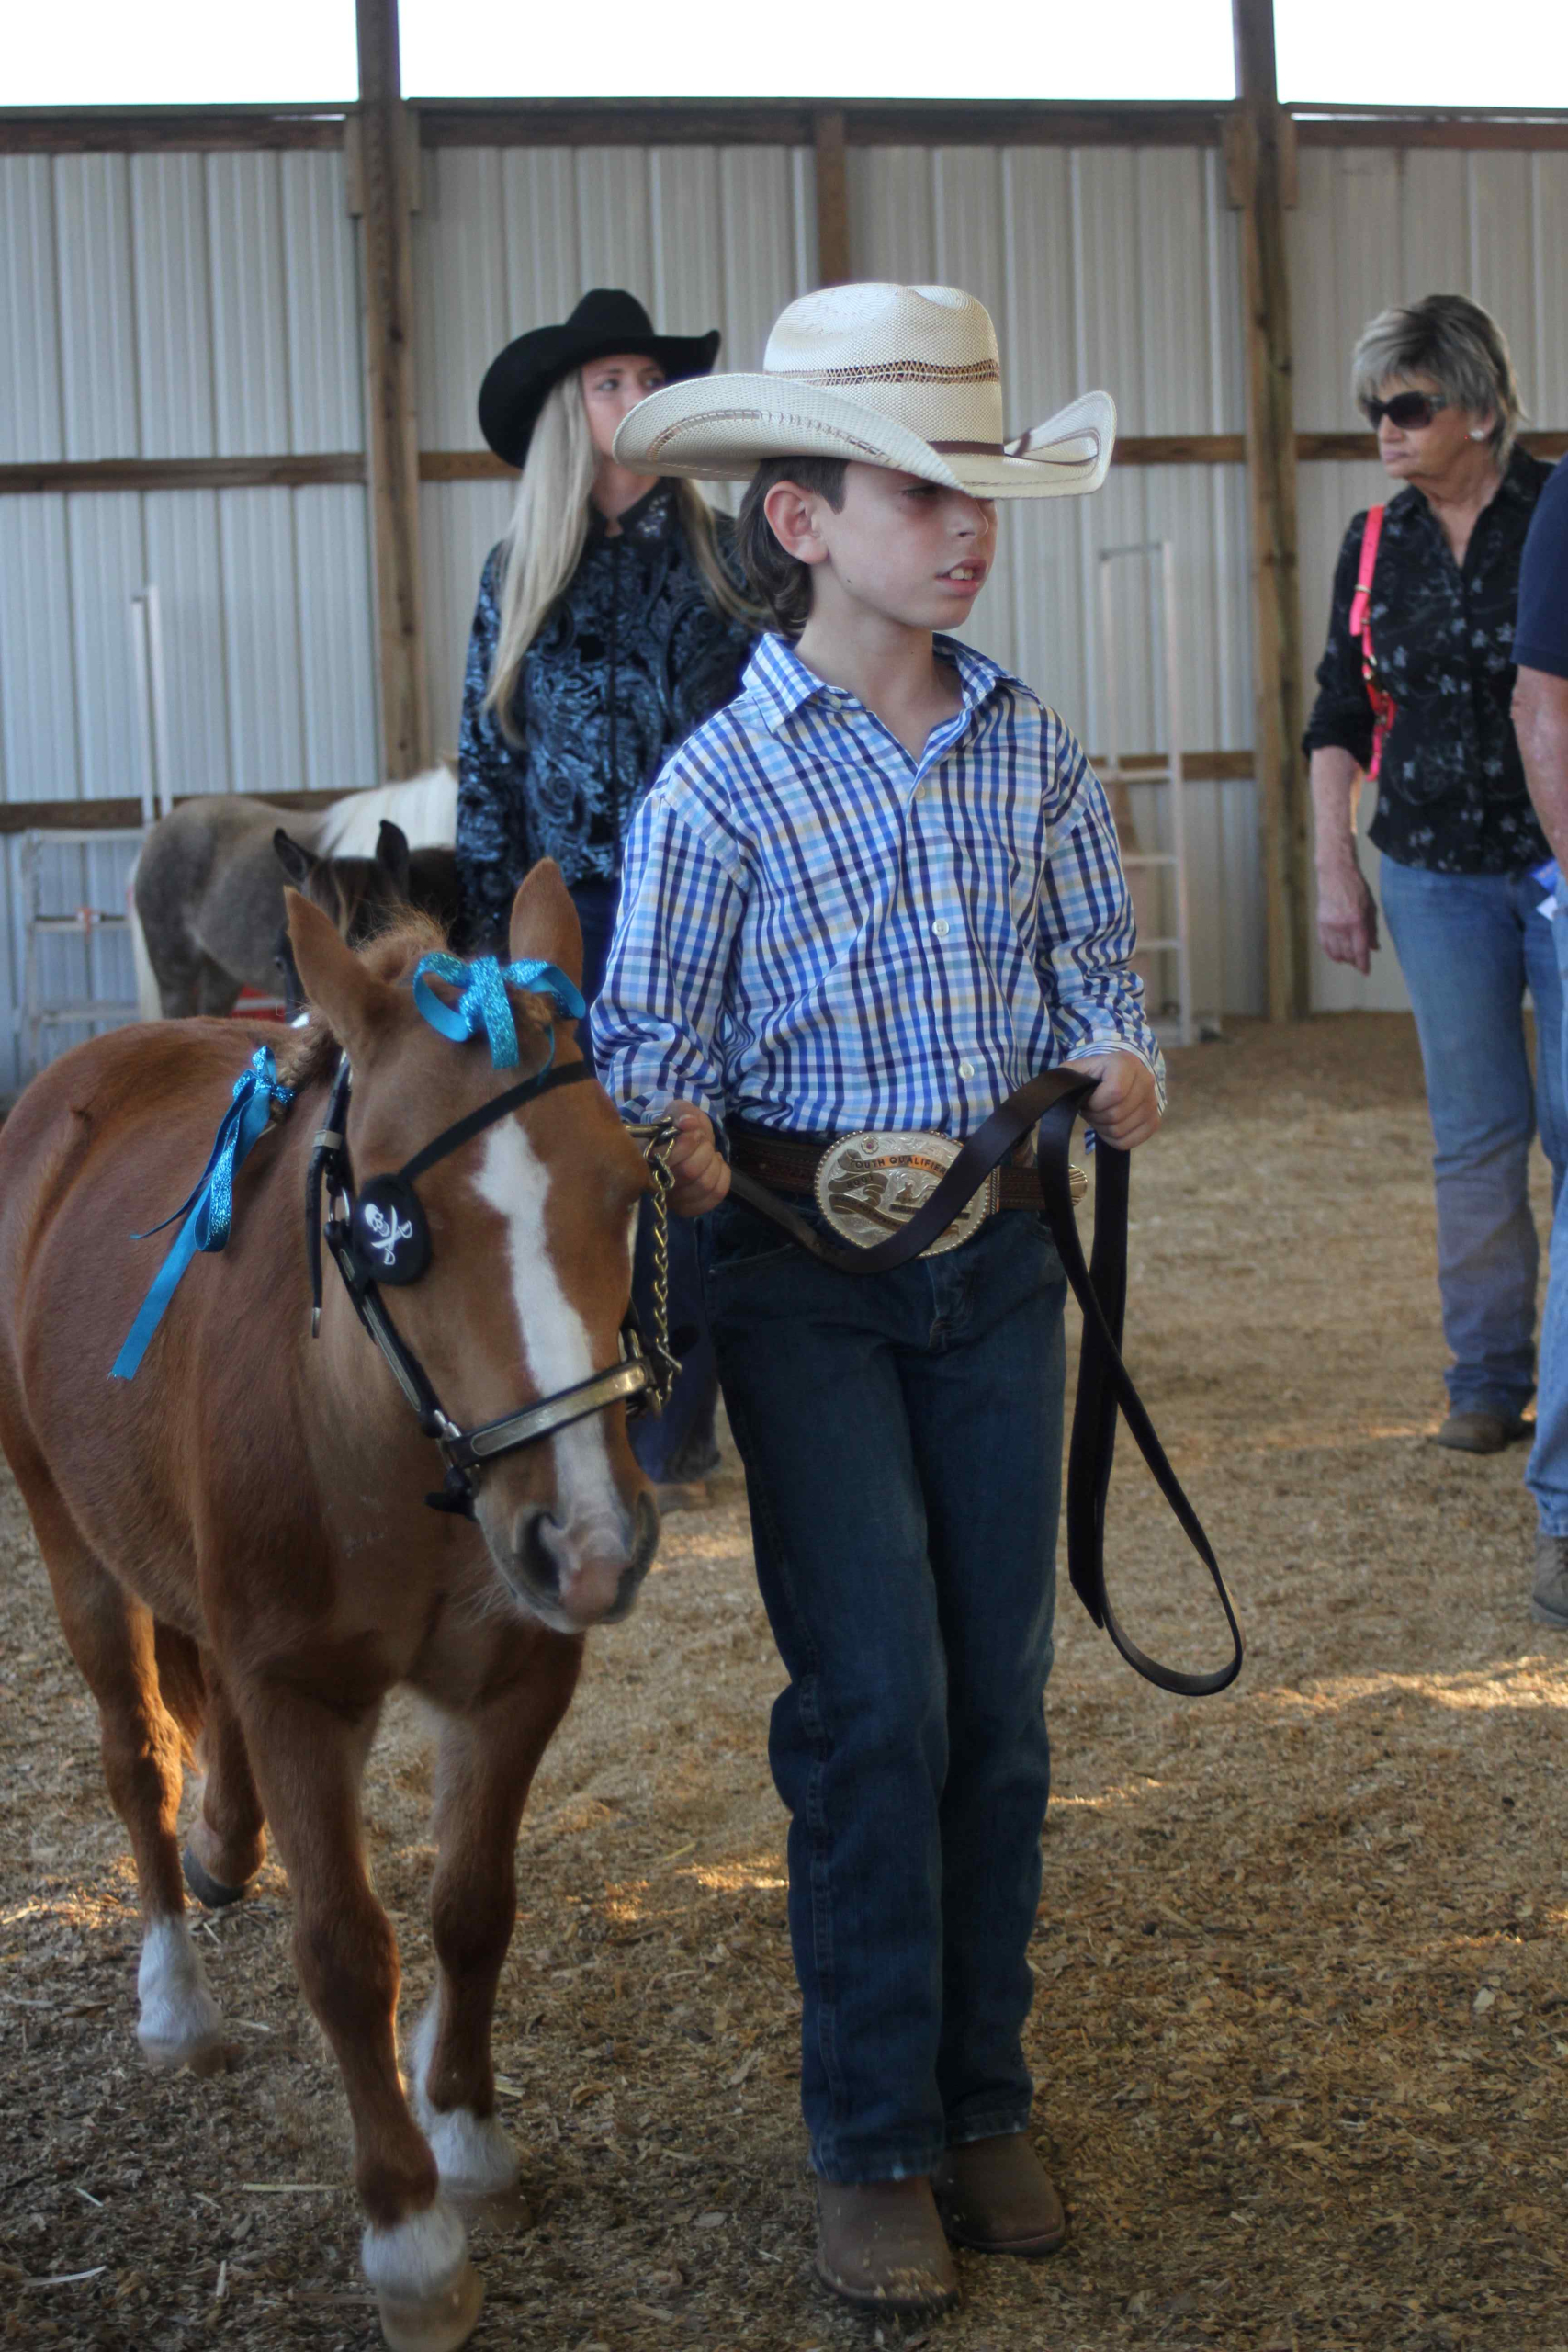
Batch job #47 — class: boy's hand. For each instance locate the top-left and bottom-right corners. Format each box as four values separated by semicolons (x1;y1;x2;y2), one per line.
1066;1052;1162;1150
662;1102;731;1217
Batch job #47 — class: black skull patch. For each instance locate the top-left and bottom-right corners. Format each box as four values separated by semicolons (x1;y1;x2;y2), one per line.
349;1174;431;1287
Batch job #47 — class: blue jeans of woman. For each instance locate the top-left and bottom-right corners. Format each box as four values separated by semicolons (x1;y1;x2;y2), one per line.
571;879;718;1485
1379;854;1568;1419
704;1196;1066;2181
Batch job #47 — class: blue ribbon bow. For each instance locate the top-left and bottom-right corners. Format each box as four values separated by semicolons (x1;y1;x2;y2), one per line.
411;953;586;1069
111;1046;295;1381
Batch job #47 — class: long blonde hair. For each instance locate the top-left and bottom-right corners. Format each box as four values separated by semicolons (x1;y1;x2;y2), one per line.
483;372;758;744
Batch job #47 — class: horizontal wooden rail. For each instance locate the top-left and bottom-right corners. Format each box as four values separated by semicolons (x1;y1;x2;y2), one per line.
5;434;1562;501
0;106;349;153
0;788;357;837
0;454;367;496
0;752;1258;835
3;98;1564;159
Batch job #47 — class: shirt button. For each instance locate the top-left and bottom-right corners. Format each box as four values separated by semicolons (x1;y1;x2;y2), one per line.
915;783;933;801
958;1058;976;1080
931;918;951;939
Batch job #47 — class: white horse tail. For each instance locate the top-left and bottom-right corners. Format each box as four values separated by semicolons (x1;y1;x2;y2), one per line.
313;768;459;857
126;851;163;1022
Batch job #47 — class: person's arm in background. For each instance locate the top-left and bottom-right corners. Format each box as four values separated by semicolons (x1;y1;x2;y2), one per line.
1516;673;1568;862
1305;518;1380;974
456;552;534;951
1313;746;1378;976
1513;459;1568;861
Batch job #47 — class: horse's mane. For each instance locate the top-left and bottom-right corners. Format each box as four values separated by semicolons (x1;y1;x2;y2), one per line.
276;913;449;1091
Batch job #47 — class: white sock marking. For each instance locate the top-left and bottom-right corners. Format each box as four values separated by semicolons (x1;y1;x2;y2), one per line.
406;1998;519;2197
136;1917;222;2064
360;2197;468;2299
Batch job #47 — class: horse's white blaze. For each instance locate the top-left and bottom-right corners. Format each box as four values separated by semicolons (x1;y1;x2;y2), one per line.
407;2000;519;2197
136;1917;222;2064
475;1123;624;1540
360;2196;468;2298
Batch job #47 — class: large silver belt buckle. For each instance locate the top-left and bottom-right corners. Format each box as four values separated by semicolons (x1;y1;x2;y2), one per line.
814;1130;993;1258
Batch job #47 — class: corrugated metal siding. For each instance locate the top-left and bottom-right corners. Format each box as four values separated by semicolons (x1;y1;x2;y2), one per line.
1290;146;1568;1013
846;143;1258;1021
411;141;818;752
9;126;1568;1088
0;146;376;1091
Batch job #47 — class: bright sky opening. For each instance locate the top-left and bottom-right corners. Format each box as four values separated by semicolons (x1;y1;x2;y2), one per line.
6;0;1565;107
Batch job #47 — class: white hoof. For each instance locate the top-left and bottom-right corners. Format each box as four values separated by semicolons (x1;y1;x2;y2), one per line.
407;2001;521;2202
363;2199;483;2352
136;1917;226;2075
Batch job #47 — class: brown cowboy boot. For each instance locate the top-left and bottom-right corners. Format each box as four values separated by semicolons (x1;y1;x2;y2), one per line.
814;2177;960;2313
931;2133;1067;2256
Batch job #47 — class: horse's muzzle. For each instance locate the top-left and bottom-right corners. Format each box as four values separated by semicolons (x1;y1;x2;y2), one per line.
497;1490;660;1631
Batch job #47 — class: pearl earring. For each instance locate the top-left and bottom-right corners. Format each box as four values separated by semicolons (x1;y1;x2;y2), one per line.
1469;427;1489;441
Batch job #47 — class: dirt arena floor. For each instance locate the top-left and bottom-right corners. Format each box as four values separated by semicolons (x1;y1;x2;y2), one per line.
4;1012;1568;2352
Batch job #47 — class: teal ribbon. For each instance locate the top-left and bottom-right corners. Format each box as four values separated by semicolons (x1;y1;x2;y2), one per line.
111;1046;295;1381
412;953;587;1069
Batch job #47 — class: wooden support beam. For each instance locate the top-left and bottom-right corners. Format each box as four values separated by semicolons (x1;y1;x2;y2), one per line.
0;454;367;495
1230;0;1309;1022
814;110;851;288
352;0;429;781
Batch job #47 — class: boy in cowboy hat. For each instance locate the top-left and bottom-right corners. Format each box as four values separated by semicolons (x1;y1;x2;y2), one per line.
592;282;1162;2313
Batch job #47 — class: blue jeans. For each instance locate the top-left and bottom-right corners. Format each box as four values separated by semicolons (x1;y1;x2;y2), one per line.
1379;855;1568;1419
704;1198;1066;2181
572;879;719;1486
1529;884;1568;1531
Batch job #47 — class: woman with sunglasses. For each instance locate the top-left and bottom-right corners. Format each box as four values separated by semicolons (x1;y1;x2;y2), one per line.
457;290;757;1507
1307;293;1562;1455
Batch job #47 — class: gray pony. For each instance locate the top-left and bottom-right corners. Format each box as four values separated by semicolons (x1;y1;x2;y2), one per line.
133;797;462;1018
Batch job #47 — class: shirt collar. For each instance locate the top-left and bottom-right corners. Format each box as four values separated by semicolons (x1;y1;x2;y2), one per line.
741;630;1029;736
587;479;674;546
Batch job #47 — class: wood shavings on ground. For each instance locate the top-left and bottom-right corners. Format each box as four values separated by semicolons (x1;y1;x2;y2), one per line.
1;1012;1564;2350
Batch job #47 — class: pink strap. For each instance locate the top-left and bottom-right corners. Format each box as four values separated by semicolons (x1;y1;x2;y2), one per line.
1348;504;1384;640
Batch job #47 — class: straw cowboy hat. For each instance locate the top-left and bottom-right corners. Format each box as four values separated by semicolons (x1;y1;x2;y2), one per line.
612;282;1115;499
479;288;721;469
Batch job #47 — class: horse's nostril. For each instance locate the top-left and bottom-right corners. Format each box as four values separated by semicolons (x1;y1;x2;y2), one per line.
520;1509;564;1598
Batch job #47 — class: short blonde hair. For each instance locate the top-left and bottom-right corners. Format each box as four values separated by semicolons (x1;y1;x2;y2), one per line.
1351;293;1524;468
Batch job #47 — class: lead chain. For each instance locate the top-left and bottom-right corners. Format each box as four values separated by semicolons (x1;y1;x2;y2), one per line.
629;1120;682;1412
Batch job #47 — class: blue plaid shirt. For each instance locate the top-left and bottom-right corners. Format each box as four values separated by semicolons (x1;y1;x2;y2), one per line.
591;631;1163;1136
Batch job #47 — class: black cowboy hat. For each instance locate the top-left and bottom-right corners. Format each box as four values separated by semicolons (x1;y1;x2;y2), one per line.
478;288;722;469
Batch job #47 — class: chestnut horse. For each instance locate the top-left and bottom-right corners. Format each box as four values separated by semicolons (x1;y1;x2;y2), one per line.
0;865;659;2352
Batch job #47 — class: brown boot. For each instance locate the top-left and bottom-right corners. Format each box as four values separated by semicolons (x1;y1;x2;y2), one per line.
814;2177;960;2313
931;2133;1067;2257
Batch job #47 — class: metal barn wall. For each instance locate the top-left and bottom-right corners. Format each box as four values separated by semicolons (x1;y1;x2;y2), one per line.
844;142;1258;1026
412;142;819;763
412;141;1262;1026
0;147;377;1090
1291;146;1568;1015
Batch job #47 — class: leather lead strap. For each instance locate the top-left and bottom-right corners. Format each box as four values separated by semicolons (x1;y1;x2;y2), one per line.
727;1069;1243;1698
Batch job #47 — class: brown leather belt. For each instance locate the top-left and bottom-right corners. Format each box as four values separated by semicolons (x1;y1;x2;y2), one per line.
729;1123;1042;1211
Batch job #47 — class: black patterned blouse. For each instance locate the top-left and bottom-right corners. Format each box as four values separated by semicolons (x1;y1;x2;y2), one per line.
456;482;752;938
1303;448;1555;874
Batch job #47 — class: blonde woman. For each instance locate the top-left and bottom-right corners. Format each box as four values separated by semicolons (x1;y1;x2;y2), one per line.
458;288;753;985
458;290;754;1505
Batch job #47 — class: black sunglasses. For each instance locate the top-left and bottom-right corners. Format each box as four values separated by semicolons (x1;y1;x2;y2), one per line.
1361;390;1449;431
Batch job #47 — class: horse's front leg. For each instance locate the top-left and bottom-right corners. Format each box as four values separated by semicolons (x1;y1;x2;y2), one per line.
411;1634;583;2213
240;1679;481;2352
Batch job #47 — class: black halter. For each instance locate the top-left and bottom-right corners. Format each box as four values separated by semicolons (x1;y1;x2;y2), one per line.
307;1050;659;1519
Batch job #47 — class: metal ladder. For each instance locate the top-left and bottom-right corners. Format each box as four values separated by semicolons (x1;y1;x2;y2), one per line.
1096;537;1198;1050
16;587;169;1078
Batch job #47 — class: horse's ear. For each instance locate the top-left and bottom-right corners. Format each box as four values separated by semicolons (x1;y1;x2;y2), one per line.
375;820;412;899
285;888;394;1042
274;829;317;888
509;858;583;993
